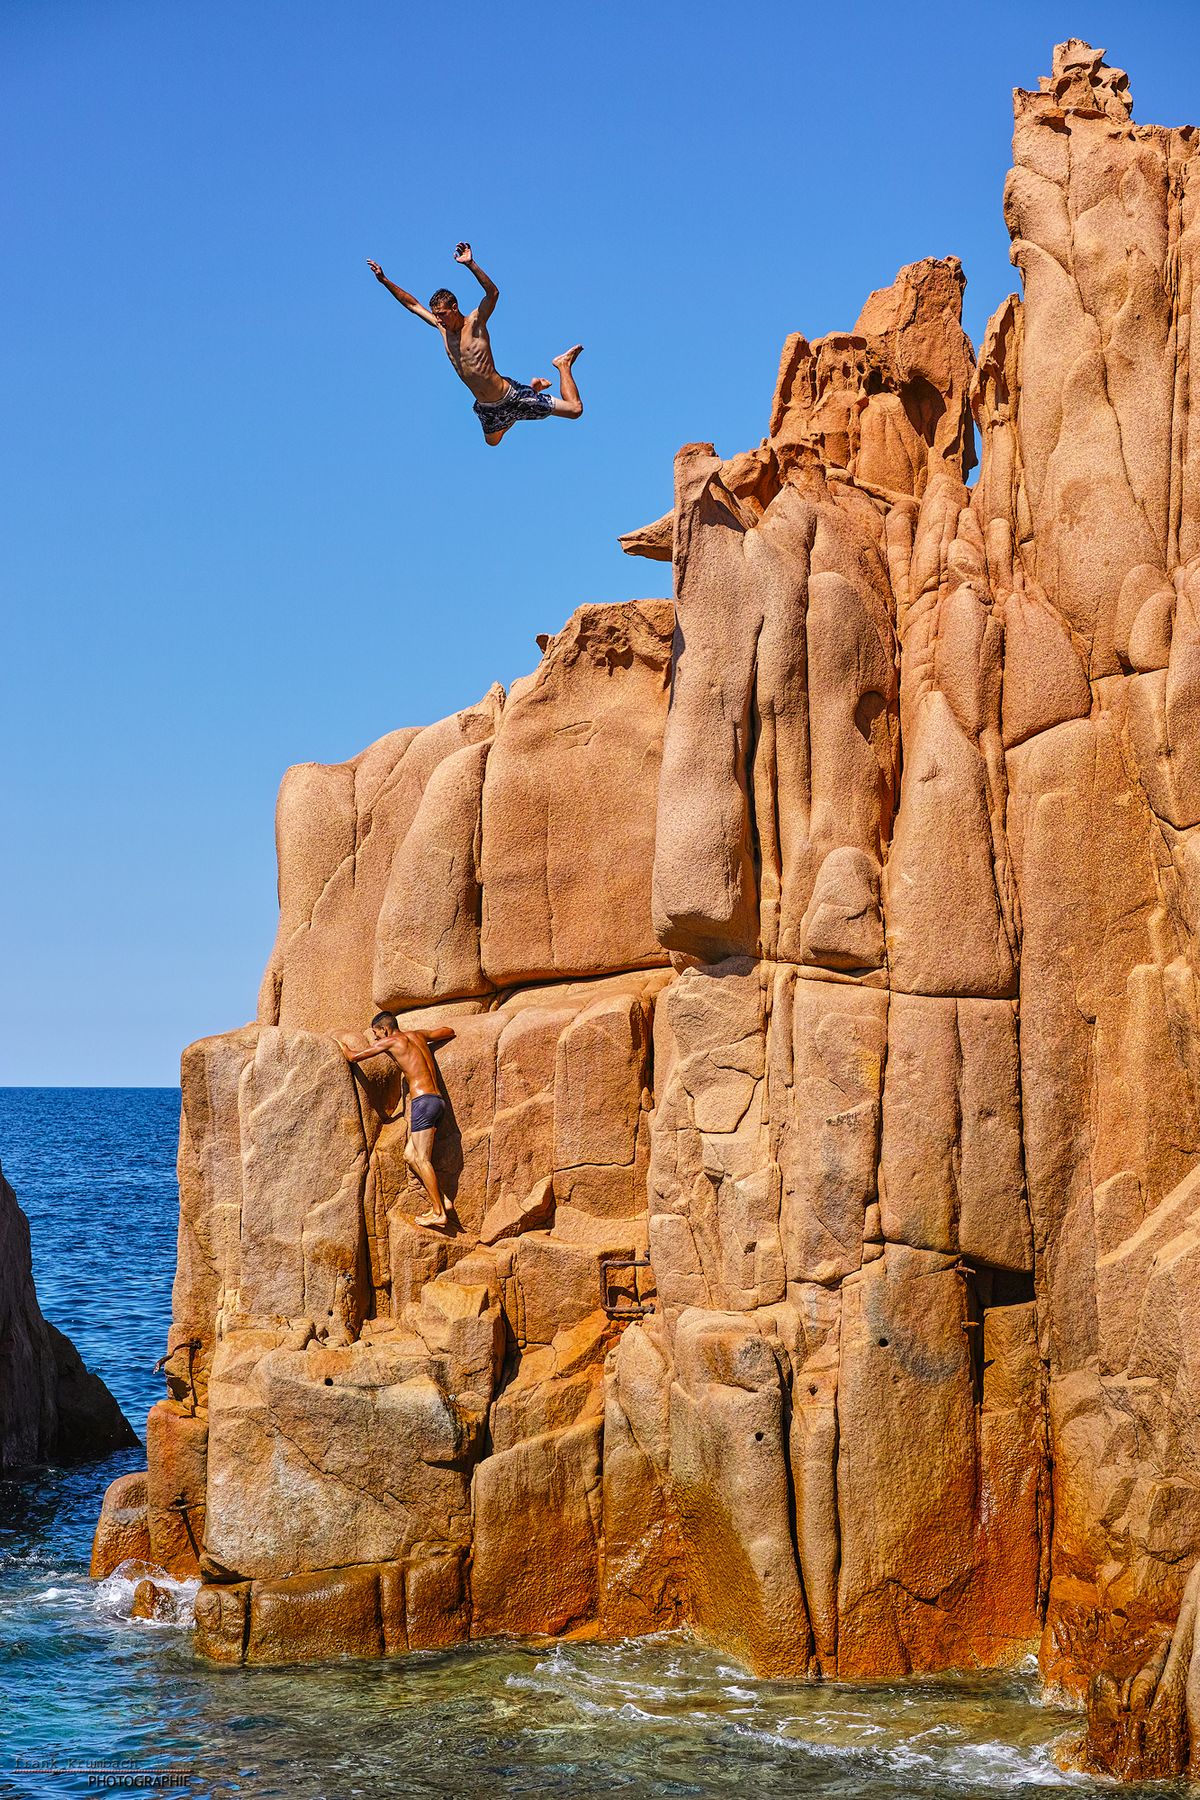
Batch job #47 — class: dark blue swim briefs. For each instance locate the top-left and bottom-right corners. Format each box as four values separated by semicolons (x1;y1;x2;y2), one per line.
409;1093;445;1132
472;379;554;437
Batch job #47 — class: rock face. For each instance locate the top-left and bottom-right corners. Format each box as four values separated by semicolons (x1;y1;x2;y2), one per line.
0;1163;136;1471
91;40;1200;1783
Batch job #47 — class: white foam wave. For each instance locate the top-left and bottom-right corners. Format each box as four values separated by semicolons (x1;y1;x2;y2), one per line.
730;1717;1090;1789
93;1558;199;1630
31;1584;90;1608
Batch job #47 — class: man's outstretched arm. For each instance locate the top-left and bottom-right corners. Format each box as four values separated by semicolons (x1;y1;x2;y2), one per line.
454;242;498;323
420;1026;457;1046
367;261;437;326
341;1033;403;1063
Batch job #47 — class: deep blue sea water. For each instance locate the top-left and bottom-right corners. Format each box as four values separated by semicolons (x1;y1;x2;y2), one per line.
0;1089;1187;1799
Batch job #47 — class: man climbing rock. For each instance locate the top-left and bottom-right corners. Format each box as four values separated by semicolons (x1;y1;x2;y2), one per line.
340;1013;456;1229
367;242;583;445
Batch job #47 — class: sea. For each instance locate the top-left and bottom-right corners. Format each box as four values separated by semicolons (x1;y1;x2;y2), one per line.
0;1088;1186;1799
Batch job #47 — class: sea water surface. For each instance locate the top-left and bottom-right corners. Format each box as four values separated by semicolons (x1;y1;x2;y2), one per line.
0;1088;1186;1799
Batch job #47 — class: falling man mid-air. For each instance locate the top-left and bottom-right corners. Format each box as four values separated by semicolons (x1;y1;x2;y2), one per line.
367;242;583;446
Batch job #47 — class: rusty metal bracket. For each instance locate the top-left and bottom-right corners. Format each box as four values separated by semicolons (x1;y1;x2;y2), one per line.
601;1254;655;1319
153;1336;201;1374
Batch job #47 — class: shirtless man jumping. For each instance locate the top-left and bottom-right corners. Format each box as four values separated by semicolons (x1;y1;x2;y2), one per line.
341;1013;456;1229
367;242;583;447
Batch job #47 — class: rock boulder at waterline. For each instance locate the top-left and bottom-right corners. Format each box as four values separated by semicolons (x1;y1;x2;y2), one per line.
1;1164;136;1470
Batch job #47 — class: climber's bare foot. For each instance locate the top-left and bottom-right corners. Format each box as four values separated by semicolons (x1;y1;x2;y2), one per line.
529;377;551;392
553;345;583;370
414;1207;449;1230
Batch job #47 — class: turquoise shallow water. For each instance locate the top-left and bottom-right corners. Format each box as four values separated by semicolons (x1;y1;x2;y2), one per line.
0;1089;1188;1799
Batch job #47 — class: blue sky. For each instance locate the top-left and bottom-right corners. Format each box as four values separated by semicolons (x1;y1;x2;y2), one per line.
3;1;1197;1084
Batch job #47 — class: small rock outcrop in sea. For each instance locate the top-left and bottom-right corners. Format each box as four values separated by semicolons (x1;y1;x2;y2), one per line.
0;1163;137;1470
92;40;1200;1784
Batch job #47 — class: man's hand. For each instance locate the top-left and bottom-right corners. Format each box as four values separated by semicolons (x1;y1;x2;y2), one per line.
456;244;497;319
367;265;438;327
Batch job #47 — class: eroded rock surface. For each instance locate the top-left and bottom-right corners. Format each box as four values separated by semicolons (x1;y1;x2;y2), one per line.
92;40;1200;1785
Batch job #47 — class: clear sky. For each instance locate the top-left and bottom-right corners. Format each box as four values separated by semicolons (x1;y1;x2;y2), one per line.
3;1;1197;1085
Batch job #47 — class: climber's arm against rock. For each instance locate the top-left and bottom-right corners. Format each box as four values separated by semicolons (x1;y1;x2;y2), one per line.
455;242;498;324
419;1026;456;1048
367;261;438;327
340;1032;402;1064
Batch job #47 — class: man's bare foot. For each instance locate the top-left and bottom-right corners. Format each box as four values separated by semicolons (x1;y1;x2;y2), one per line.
529;377;551;392
414;1207;449;1230
553;345;583;369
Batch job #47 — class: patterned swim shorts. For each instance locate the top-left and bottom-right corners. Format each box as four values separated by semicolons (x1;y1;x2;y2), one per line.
472;379;555;437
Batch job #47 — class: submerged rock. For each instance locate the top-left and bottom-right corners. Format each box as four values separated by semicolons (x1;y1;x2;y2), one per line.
92;38;1200;1786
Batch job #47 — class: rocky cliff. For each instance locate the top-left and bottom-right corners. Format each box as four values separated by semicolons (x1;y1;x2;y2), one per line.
1;1163;136;1471
93;41;1200;1783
